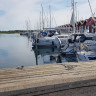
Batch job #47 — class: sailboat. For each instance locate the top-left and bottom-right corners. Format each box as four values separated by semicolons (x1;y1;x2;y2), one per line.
20;19;31;37
32;4;69;49
32;4;56;48
61;0;96;54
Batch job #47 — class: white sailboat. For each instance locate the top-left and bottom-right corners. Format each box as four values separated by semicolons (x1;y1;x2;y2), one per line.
62;33;96;53
61;0;96;54
61;0;77;54
32;4;70;49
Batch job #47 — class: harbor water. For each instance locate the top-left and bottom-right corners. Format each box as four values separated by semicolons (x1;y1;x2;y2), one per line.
0;33;90;69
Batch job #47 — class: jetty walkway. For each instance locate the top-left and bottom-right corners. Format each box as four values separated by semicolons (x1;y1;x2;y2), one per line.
0;61;96;96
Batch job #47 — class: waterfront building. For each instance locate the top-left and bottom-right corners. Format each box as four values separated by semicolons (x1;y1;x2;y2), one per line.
56;17;96;33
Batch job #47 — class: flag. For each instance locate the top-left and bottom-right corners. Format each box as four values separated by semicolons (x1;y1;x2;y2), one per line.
86;17;94;26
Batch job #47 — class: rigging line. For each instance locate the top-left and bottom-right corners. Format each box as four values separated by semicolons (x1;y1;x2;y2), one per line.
49;5;51;29
51;10;57;27
87;0;94;17
41;4;44;30
52;15;57;27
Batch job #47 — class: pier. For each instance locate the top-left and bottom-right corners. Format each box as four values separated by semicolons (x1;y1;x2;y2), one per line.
0;61;96;96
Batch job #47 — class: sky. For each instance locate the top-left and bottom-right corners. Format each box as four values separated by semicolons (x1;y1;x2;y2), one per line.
0;0;96;31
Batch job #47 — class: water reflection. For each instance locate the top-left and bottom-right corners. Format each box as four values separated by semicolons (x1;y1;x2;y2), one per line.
1;34;95;69
0;34;36;69
32;47;59;65
0;49;8;56
32;47;78;65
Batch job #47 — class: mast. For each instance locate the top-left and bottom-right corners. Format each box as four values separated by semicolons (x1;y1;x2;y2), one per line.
40;11;42;31
49;5;51;29
88;0;94;17
72;0;75;33
41;4;44;30
25;20;29;32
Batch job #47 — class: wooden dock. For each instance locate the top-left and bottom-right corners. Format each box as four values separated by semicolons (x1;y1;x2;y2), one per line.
0;61;96;96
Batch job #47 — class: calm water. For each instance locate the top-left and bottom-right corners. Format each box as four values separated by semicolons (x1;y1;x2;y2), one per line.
0;34;77;69
0;34;37;69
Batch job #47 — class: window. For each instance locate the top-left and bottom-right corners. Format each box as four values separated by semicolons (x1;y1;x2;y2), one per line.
76;35;86;42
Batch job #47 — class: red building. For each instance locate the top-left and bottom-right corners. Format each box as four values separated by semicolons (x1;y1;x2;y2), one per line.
56;17;96;33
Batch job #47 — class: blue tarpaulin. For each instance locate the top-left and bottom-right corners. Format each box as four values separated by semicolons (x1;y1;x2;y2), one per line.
40;31;48;36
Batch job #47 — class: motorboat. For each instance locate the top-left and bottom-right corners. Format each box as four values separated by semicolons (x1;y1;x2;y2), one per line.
77;51;96;61
32;34;69;49
61;33;96;54
32;36;60;48
20;32;29;36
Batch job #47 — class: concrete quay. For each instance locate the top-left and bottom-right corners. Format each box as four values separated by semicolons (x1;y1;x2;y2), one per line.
0;61;96;96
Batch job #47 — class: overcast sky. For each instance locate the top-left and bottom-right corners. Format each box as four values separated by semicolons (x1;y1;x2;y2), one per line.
0;0;96;31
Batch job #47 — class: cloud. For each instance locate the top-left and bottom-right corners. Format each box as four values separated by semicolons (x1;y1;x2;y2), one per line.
0;0;96;30
0;0;41;30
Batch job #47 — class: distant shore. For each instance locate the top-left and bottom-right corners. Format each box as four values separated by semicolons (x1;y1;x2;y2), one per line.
0;31;21;34
0;30;35;34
